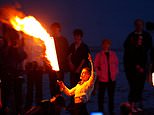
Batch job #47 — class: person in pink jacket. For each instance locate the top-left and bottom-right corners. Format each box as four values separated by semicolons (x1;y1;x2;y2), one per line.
94;39;119;115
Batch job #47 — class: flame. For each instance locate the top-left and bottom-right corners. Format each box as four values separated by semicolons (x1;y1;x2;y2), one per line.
10;16;59;71
152;72;154;86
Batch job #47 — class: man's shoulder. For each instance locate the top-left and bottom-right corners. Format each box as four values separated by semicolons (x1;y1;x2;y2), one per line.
60;35;68;40
81;42;89;48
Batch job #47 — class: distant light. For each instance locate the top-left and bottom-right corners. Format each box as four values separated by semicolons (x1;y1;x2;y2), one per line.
152;72;154;86
90;112;103;115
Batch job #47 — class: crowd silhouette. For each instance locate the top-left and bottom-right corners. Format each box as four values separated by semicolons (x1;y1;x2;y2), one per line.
0;18;154;115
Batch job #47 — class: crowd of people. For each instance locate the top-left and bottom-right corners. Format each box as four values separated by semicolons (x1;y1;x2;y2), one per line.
0;18;153;115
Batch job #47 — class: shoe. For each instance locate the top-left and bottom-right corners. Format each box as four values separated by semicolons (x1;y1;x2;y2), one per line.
135;107;143;112
25;106;38;114
131;107;138;113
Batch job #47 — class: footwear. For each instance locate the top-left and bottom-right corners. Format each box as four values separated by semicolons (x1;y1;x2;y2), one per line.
131;107;138;113
25;106;38;114
135;107;143;112
129;102;138;113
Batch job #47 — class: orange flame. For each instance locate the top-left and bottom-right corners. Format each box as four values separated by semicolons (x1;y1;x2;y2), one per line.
10;16;59;71
152;72;154;86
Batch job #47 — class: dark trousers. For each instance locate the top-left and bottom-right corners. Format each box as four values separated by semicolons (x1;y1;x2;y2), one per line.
70;72;80;88
126;70;146;103
48;70;63;97
69;72;80;104
98;81;116;114
1;73;24;114
72;103;89;115
25;70;43;107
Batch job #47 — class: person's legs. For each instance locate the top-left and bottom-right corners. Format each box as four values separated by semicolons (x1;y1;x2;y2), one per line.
48;70;58;97
70;72;80;103
67;72;80;112
25;72;34;109
35;70;43;105
1;78;9;111
73;103;88;115
14;75;24;114
108;81;116;115
134;73;146;111
125;70;138;112
98;82;106;113
128;74;141;112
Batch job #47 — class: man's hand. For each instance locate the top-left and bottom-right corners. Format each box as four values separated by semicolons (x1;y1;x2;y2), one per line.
57;80;64;91
88;53;92;62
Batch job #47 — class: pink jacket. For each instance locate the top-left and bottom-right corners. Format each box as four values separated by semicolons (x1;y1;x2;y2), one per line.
94;50;119;82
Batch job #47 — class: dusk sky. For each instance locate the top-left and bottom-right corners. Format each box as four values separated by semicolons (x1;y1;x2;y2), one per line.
1;1;154;115
1;0;154;49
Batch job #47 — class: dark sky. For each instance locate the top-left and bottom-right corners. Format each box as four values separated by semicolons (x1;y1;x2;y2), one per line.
1;0;154;49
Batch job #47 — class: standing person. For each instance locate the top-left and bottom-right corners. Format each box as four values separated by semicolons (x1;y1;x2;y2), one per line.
0;25;27;115
67;28;90;109
24;35;45;113
123;18;152;112
47;22;69;97
57;53;96;115
94;39;119;115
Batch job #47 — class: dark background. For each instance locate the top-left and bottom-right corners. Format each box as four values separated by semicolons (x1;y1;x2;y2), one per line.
1;0;154;48
1;1;154;114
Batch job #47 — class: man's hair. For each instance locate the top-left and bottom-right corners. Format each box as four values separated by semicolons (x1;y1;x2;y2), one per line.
73;28;83;37
50;22;61;29
83;67;91;75
102;39;112;45
134;18;144;26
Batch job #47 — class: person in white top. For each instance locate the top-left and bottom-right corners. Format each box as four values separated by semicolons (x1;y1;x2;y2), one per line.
57;53;96;115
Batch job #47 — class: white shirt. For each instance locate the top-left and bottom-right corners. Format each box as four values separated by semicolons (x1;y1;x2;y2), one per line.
63;74;96;103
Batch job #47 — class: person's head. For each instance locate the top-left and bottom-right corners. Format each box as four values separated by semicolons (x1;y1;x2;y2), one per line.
101;39;112;51
120;102;132;115
50;22;61;37
73;29;83;44
80;67;91;82
134;18;144;32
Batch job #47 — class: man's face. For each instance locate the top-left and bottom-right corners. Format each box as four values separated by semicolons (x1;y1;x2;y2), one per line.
102;42;111;51
74;35;81;44
80;69;90;81
51;27;61;37
135;20;144;32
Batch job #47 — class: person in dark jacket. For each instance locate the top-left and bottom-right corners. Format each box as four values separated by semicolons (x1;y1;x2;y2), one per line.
47;22;69;98
123;18;152;112
0;25;27;115
67;28;90;112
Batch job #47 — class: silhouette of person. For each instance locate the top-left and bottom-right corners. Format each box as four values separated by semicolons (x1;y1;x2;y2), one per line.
123;18;152;112
94;39;119;115
47;22;69;97
67;28;90;109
